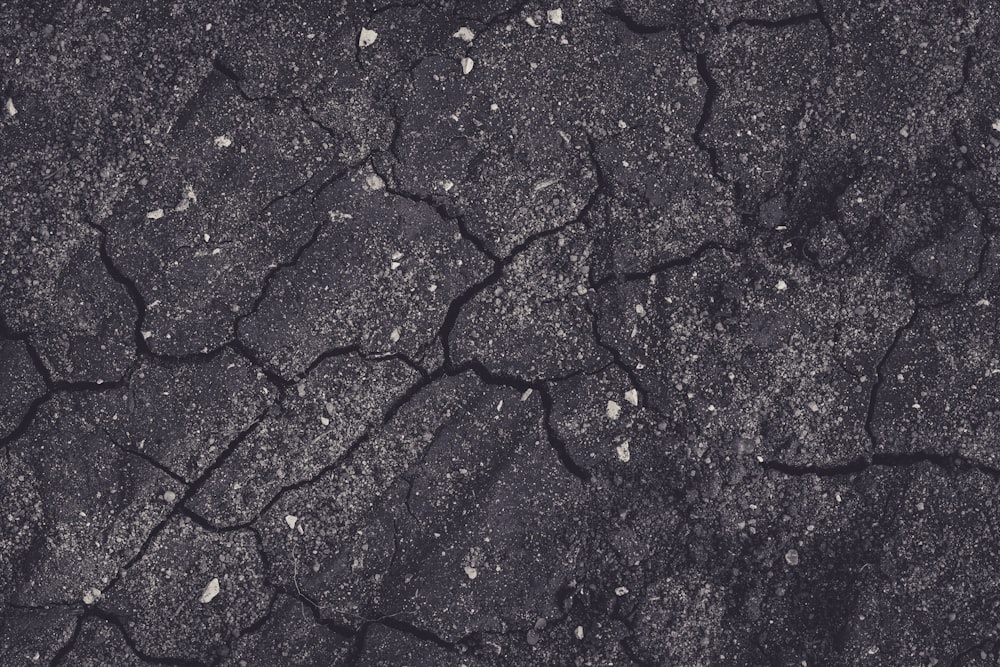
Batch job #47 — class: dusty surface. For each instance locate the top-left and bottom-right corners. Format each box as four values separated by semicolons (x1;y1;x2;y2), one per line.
3;0;1000;665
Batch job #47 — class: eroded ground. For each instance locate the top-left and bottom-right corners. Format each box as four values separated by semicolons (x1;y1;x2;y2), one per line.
3;0;1000;665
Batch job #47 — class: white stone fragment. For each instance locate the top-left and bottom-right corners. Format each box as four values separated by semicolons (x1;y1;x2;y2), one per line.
526;16;539;27
147;208;164;220
606;400;621;420
464;565;478;580
615;586;629;596
993;119;1000;133
5;98;16;117
199;577;221;603
285;515;298;530
547;8;563;24
359;27;378;48
453;26;475;42
776;279;787;291
461;57;474;75
162;490;176;502
616;440;631;463
624;389;639;406
575;626;584;640
214;134;232;148
389;327;401;343
366;172;385;190
82;588;102;605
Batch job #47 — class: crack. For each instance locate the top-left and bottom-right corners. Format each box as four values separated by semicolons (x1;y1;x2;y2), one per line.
761;451;1000;480
590;239;746;288
84;605;211;667
104;428;190;486
46;611;84;667
862;299;917;452
692;53;727;184
600;7;674;35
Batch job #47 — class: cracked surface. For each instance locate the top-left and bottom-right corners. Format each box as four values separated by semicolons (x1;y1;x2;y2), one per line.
4;0;1000;665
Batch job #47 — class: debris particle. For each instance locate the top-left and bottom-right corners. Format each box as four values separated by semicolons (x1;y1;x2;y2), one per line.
776;279;787;291
464;565;478;580
526;16;540;27
389;327;401;343
575;625;584;640
453;26;475;42
5;98;16;117
147;208;165;220
366;172;385;190
606;400;621;420
214;134;233;148
616;440;631;463
615;586;629;596
199;577;221;603
547;8;563;24
461;57;474;75
785;549;800;566
624;389;639;406
359;27;378;48
162;490;176;502
285;515;298;530
521;388;533;401
82;588;102;605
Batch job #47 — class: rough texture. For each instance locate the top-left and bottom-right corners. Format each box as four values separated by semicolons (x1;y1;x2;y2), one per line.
3;1;1000;665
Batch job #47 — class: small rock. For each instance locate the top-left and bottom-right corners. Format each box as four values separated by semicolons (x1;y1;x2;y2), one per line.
616;440;631;463
606;400;621;420
785;549;799;566
199;577;221;603
366;172;385;190
461;57;474;75
615;586;629;596
359;27;378;48
285;515;298;530
624;389;639;406
162;490;177;503
574;625;584;640
214;135;232;148
453;26;475;42
464;565;478;580
147;208;165;220
5;98;16;117
547;8;563;24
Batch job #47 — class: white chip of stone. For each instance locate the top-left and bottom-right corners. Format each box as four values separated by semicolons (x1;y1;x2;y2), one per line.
461;57;474;75
776;279;787;291
464;565;478;580
526;15;539;27
616;440;631;463
547;8;563;24
359;27;378;48
614;586;629;596
162;490;176;502
214;134;232;148
285;515;298;530
390;261;401;270
575;625;584;640
5;98;16;117
82;588;102;605
142;330;153;339
993;119;1000;133
606;400;621;420
389;327;401;343
785;549;799;566
521;388;533;401
147;208;164;220
366;172;385;190
453;26;475;42
496;400;504;411
899;126;909;138
624;389;639;406
199;577;221;603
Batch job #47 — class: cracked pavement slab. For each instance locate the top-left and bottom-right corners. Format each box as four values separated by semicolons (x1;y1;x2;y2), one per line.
3;0;1000;665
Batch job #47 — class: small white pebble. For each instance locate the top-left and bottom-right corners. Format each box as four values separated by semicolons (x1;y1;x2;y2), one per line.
785;549;800;566
461;57;474;75
521;388;533;401
606;400;621;420
366;173;385;190
615;586;628;596
199;577;221;603
547;8;563;24
359;27;378;48
285;515;298;530
82;588;102;605
389;327;401;343
526;16;539;27
616;440;631;463
776;279;787;291
575;626;584;640
142;330;154;340
992;119;1000;133
624;389;639;406
900;126;909;138
5;98;17;117
162;490;176;503
464;565;478;580
214;135;232;148
453;26;475;42
147;208;164;220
